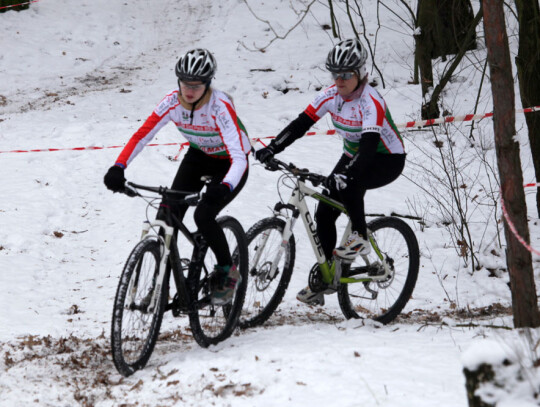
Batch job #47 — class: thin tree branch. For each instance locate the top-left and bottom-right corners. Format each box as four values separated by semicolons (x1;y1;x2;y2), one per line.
240;0;317;52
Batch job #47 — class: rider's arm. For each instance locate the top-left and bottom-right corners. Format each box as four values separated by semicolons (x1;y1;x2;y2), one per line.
115;91;177;168
345;132;381;175
268;86;334;154
214;97;249;191
269;112;316;154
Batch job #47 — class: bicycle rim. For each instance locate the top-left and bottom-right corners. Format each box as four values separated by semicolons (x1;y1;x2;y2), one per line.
188;216;248;346
240;217;295;329
111;238;167;376
337;217;420;324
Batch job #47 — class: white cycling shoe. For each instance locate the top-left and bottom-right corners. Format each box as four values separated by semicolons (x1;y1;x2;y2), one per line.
296;286;325;306
333;231;370;260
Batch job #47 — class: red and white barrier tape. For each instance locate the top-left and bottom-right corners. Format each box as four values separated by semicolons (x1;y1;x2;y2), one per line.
500;184;540;256
0;142;184;155
1;105;539;155
291;105;540;137
0;0;41;10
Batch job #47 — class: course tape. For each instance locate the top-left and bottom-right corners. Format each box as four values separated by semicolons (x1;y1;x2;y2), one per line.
500;184;540;256
302;105;540;136
0;142;186;154
1;105;539;155
0;0;41;10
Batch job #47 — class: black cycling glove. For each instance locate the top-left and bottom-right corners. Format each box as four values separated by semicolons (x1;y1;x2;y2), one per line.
255;146;275;163
104;165;126;192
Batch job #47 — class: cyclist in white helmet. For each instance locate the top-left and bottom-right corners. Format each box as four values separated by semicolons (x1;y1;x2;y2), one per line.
104;48;250;305
255;39;406;305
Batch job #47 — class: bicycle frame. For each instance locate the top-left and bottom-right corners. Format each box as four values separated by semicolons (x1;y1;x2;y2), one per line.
124;186;202;315
256;173;392;288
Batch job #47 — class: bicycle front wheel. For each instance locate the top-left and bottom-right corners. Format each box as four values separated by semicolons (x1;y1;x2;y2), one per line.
239;217;296;329
337;217;420;324
111;238;168;377
188;216;248;347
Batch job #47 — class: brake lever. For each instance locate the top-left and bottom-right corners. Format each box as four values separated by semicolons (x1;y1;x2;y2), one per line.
265;159;280;171
184;193;200;206
124;182;138;197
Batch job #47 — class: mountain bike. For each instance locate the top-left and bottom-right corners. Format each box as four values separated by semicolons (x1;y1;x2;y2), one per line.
240;158;419;328
110;181;248;377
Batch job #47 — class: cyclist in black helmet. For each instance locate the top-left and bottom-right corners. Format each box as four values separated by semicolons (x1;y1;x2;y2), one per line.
255;38;406;305
104;48;250;305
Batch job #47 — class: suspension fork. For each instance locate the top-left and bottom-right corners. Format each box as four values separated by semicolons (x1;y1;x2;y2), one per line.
126;220;174;313
252;203;299;280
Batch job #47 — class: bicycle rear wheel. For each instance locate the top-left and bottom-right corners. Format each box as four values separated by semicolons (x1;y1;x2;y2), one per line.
337;217;420;324
111;238;168;376
239;217;295;329
188;216;248;347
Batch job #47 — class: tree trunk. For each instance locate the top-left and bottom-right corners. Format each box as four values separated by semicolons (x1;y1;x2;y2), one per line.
0;0;30;13
483;0;540;328
463;364;496;407
514;0;540;218
416;0;477;119
433;0;477;59
415;0;438;117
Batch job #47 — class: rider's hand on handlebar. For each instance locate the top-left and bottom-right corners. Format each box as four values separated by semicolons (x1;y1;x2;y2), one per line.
254;146;275;164
104;165;126;193
324;173;348;191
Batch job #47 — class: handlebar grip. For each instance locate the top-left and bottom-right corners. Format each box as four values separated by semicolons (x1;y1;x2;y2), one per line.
184;194;200;206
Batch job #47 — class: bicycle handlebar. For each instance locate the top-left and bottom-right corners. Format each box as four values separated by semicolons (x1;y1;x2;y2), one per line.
124;181;200;206
263;158;327;187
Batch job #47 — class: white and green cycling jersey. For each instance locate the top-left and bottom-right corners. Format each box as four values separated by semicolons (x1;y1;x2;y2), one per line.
116;88;250;190
304;83;405;157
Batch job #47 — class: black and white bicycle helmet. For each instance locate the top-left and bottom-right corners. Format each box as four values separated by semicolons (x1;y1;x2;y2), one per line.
175;48;217;82
325;39;368;80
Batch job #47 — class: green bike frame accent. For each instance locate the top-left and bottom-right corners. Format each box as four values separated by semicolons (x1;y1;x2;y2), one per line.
277;178;388;287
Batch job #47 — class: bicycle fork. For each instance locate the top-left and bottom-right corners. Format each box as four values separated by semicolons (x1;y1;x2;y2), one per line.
126;220;174;313
252;214;297;281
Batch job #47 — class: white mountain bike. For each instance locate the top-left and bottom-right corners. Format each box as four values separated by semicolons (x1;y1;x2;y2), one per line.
239;158;420;328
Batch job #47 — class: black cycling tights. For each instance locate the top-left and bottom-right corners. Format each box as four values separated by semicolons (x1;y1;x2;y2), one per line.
165;148;248;266
315;153;405;259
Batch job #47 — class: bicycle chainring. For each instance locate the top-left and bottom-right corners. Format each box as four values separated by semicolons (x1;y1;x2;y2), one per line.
308;263;327;292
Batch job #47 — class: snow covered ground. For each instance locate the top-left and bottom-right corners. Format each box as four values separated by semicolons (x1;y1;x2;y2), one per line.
1;0;539;406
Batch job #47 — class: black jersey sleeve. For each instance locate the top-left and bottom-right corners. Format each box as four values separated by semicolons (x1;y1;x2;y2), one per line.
346;132;381;175
269;112;316;154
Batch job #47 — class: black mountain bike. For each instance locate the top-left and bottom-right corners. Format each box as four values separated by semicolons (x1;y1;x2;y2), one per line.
240;158;419;328
110;181;248;377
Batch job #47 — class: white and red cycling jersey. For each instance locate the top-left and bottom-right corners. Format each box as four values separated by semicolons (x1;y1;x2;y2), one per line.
115;89;250;190
304;83;405;157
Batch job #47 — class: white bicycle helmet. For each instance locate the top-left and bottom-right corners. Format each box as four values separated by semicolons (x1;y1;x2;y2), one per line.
325;39;368;80
175;48;217;82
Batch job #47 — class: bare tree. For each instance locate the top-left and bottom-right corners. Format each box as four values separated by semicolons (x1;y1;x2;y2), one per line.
514;0;540;217
0;0;30;13
416;0;481;119
483;0;540;328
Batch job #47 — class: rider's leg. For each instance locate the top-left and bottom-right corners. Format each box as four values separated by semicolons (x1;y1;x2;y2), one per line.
315;191;342;260
335;153;406;258
194;168;248;265
315;155;350;258
194;166;248;305
298;157;348;305
161;148;209;221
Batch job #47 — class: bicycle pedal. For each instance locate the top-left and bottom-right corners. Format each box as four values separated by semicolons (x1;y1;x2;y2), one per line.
297;290;325;306
309;295;325;306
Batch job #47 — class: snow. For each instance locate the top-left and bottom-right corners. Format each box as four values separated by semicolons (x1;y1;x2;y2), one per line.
1;0;539;406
